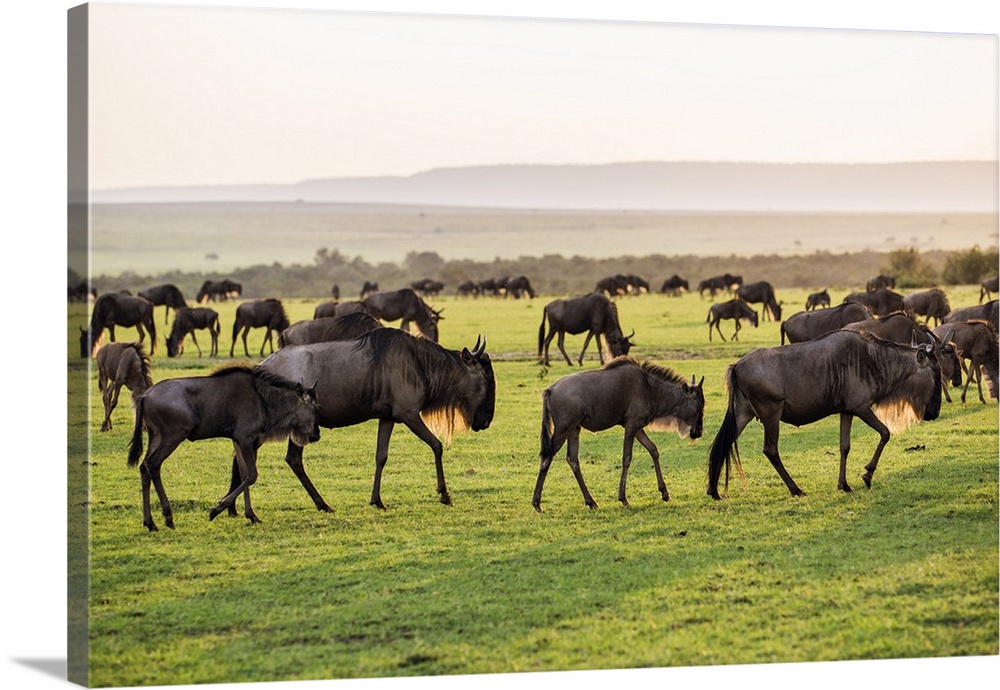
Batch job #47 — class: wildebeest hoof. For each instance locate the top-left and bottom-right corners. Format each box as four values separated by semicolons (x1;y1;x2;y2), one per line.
532;503;543;514
145;523;158;532
371;499;386;510
586;501;599;509
439;494;452;506
208;507;223;521
862;472;873;488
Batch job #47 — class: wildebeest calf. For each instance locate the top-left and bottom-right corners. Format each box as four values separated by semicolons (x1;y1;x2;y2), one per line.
166;307;220;358
934;320;999;403
707;298;758;342
805;289;830;311
96;342;153;432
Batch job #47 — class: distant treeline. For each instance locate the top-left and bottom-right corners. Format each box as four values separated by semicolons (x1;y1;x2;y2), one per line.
80;245;997;301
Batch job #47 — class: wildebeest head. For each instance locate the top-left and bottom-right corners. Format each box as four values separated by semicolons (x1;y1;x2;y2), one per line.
460;336;495;432
606;329;635;358
272;379;322;447
878;338;942;427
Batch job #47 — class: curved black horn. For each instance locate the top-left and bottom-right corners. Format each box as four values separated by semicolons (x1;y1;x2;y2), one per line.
471;334;485;356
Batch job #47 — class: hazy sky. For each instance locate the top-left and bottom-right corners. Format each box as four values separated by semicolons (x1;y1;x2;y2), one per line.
86;1;998;190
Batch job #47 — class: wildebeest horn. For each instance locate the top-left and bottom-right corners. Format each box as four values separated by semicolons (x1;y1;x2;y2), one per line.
627;329;635;339
471;335;486;357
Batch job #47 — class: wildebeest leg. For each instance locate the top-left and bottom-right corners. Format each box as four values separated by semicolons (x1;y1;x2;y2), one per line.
532;447;562;513
282;440;333;512
540;328;558;366
837;413;854;492
555;331;573;366
100;382;121;432
577;332;596;365
140;431;182;531
971;361;987;403
852;408;891;489
210;440;260;523
400;415;451;506
242;327;251;357
710;318;725;342
108;324;117;342
731;321;741;341
634;429;668;502
618;429;637;506
371;418;395;509
565;428;597;508
760;415;805;497
189;331;203;357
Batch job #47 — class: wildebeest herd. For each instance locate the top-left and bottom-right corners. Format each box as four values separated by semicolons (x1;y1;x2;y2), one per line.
75;272;999;530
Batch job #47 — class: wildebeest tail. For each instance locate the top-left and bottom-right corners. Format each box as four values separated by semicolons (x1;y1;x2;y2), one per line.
707;366;745;499
780;322;787;345
539;389;555;458
127;396;145;467
537;309;547;359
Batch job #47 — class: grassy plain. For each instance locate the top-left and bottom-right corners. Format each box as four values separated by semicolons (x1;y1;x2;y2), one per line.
70;285;998;687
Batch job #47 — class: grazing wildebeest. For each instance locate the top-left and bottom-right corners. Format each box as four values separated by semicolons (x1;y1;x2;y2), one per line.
843;287;905;317
596;275;627;297
902;288;951;327
805;289;830;311
166;307;221;358
934;320;999;403
279;312;383;347
360;280;379;299
698;273;742;299
707;330;942;499
196;279;242;303
537;292;635;366
230;298;290;357
532;357;705;512
126;365;320;531
736;281;782;321
479;277;509;297
82;292;157;357
866;274;896;292
780;302;871;345
456;280;481;298
943;300;999;330
706;298;758;342
68;281;95;303
411;278;444;297
96;342;153;432
253;329;495;511
313;300;368;319
506;275;536;299
331;284;340;300
659;275;689;296
361;288;441;341
981;276;999;304
138;284;188;324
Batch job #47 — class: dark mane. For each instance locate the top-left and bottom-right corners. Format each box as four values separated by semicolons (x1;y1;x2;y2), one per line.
603;356;687;387
123;342;154;388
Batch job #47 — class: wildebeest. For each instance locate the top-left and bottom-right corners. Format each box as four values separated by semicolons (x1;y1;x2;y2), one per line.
479;277;507;297
278;312;383;347
698;273;742;299
96;342;153;432
866;274;896;292
82;292;157;357
505;275;536;299
411;278;444;297
166;307;220;358
532;357;705;512
843;287;905;317
126;365;320;531
902;288;951;327
313;300;368;319
230;298;290;357
361;288;441;341
736;281;782;321
360;280;379;299
537;292;634;366
805;289;830;311
196;279;242;303
330;284;340;300
943;300;999;330
706;298;758;342
934;320;999;403
780;302;871;345
707;330;942;499
597;274;649;297
138;284;188;324
68;281;96;303
456;280;481;298
660;275;689;296
254;329;495;511
981;276;999;304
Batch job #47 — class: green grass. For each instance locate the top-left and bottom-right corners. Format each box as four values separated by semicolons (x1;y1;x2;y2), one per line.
71;286;998;686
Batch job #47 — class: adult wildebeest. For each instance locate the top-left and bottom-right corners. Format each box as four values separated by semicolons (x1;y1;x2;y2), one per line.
138;284;188;324
96;342;153;432
698;273;742;299
68;281;95;303
707;330;942;499
943;300;999;330
659;275;689;296
127;365;320;531
981;276;999;304
537;292;634;366
902;288;951;327
780;302;871;345
843;287;905;317
411;278;444;297
196;279;242;303
532;357;705;512
805;289;830;311
866;274;896;292
479;277;507;297
82;292;157;357
166;307;220;358
707;298;758;342
934;320;999;404
360;280;379;299
278;312;383;347
230;298;290;357
456;280;481;298
361;288;441;341
506;275;536;299
254;329;495;511
736;281;782;321
313;300;368;319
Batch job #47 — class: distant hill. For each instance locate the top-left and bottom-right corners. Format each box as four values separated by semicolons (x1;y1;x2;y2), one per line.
91;161;998;212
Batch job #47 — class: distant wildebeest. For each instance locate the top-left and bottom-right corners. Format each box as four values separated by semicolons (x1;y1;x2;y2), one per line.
506;275;536;299
934;320;999;404
456;280;481;298
805;289;830;311
360;280;379;299
479;277;507;297
96;342;153;432
780;302;871;345
706;298;758;342
537;292;635;367
736;281;782;321
943;300;999;330
707;329;942;499
166;307;221;358
866;274;896;292
313;300;368;319
138;284;188;324
279;312;383;348
126;365;320;531
843;287;905;317
698;273;742;299
68;281;96;303
331;284;340;300
230;298;290;357
81;292;157;358
980;276;999;304
659;275;689;296
361;288;441;341
597;274;649;297
902;288;951;327
253;329;495;511
532;357;705;512
196;279;242;303
411;278;445;297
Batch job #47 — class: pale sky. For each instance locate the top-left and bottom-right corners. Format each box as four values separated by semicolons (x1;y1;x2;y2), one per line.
86;1;999;191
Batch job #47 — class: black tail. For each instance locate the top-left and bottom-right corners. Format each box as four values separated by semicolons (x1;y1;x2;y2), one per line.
539;390;555;459
707;366;743;499
127;396;145;468
780;322;787;345
537;310;547;359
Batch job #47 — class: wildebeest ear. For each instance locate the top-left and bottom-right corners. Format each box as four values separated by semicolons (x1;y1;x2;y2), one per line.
461;347;474;364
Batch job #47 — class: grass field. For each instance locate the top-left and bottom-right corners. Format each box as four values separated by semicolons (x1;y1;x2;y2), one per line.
69;285;998;687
